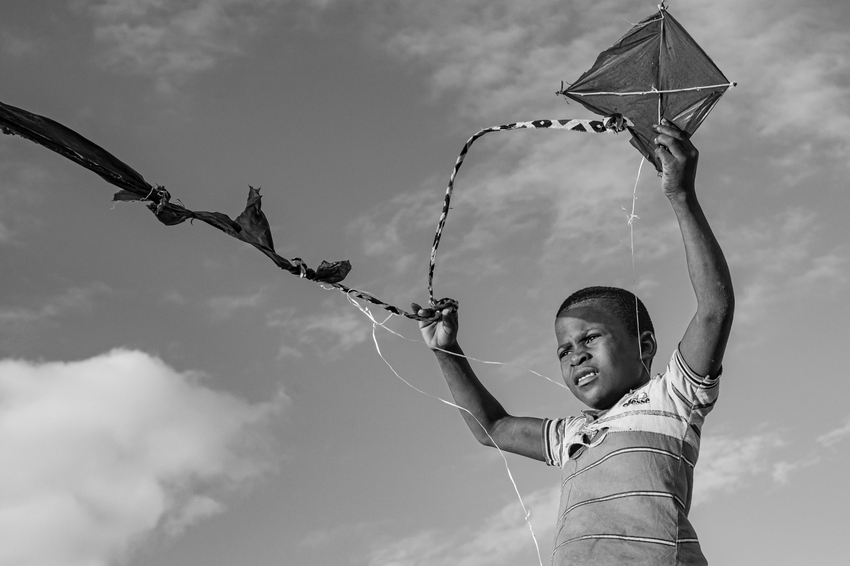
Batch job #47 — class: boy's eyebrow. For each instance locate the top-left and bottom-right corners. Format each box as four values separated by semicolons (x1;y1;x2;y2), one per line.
557;326;605;350
557;329;587;350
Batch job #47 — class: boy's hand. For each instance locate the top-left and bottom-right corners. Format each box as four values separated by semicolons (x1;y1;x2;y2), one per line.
411;302;459;351
653;118;699;199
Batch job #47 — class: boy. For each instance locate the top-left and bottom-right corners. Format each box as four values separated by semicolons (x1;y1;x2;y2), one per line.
413;120;734;565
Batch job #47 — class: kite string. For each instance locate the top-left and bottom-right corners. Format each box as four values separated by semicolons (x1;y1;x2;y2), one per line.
320;284;565;387
622;157;652;377
344;293;544;566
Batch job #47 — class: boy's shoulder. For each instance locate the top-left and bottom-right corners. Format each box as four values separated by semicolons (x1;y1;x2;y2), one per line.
545;350;722;467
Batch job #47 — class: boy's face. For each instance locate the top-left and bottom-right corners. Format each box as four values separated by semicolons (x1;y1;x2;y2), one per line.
555;302;649;410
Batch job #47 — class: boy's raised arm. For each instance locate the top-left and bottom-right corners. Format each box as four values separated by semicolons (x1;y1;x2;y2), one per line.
413;303;546;461
654;120;735;378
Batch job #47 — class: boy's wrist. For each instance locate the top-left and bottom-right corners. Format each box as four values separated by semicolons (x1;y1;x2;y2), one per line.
666;188;697;206
434;341;462;356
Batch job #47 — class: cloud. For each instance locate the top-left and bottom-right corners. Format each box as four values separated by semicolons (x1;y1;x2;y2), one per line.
207;289;267;320
816;416;850;448
0;282;113;327
77;0;283;93
379;0;627;121
766;414;850;484
0;30;38;58
364;486;559;566
677;0;850;170
692;431;785;507
726;207;848;329
268;303;371;359
0;349;280;566
0;161;51;246
347;187;436;277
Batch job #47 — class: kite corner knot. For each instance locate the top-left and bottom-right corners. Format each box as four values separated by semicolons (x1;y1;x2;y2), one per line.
603;114;627;133
429;297;459;312
291;257;309;278
144;185;171;216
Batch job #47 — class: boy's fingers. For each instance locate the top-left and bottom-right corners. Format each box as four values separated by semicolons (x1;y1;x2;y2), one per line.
411;303;436;320
654;134;691;162
653;118;688;138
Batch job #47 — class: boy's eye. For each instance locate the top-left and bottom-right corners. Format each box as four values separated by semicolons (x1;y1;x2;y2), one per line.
558;349;572;359
585;335;597;344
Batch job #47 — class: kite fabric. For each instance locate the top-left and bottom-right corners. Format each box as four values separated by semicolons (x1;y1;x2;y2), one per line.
558;6;735;172
0;7;731;319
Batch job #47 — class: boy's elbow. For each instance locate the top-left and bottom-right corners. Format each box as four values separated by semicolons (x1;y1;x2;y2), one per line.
472;427;498;448
696;297;734;329
471;418;507;448
702;282;735;321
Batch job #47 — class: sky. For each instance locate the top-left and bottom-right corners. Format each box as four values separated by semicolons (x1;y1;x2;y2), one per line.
0;0;848;565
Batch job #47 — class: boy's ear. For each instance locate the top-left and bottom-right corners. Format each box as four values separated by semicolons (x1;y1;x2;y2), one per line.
639;330;657;362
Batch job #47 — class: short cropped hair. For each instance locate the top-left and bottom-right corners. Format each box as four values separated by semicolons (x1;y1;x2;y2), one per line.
556;286;654;339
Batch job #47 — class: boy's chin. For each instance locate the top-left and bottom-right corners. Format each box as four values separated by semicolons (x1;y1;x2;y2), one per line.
577;389;619;411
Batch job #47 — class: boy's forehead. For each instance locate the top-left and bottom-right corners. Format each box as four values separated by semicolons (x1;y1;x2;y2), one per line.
558;300;613;322
555;301;624;335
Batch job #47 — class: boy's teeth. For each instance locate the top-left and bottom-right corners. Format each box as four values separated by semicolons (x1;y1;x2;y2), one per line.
578;371;598;384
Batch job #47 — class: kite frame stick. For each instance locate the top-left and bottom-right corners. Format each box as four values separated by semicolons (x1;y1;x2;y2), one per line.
564;82;737;98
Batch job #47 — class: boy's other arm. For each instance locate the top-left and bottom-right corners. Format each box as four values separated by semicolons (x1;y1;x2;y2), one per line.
654;120;735;378
413;303;546;462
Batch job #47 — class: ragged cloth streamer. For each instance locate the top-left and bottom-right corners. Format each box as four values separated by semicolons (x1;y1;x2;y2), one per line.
0;101;624;319
0;5;734;322
0;5;733;317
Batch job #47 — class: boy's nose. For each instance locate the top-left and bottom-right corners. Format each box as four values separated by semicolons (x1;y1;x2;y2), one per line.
570;351;590;366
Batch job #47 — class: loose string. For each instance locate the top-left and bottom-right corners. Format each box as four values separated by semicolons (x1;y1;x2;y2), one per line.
344;293;544;566
622;157;652;377
320;284;566;388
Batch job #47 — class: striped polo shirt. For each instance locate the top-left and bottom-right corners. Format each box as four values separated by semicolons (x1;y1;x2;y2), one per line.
543;350;719;565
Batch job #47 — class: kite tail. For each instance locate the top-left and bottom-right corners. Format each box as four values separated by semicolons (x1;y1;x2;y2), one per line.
426;116;626;306
1;98;627;322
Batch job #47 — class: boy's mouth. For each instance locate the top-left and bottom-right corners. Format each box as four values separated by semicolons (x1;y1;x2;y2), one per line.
574;368;599;387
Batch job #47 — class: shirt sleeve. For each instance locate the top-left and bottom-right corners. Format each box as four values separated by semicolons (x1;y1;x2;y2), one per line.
542;416;584;468
664;349;721;423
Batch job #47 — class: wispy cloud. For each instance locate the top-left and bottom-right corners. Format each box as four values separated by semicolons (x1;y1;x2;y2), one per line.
0;30;39;58
268;302;371;359
816;416;850;448
693;431;785;507
364;486;559;566
77;0;284;94
0;349;281;566
678;0;850;170
380;0;628;121
0;161;51;246
695;412;850;505
207;289;267;320
726;207;848;329
0;282;113;327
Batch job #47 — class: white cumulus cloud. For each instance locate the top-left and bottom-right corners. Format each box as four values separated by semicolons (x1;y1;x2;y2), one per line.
0;349;281;566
